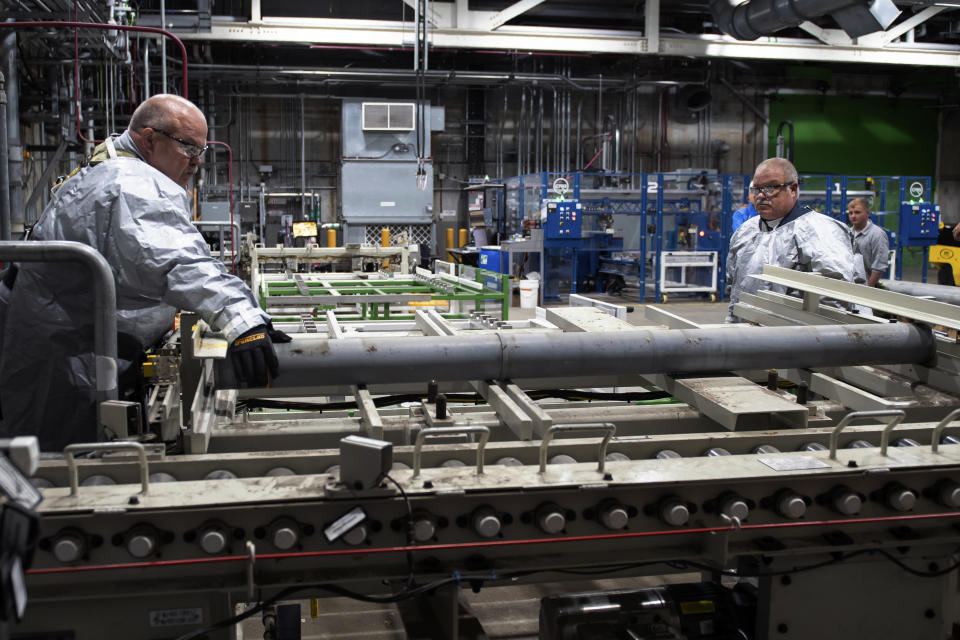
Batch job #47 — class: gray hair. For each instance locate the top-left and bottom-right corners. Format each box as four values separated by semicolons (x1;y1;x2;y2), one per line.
755;157;799;185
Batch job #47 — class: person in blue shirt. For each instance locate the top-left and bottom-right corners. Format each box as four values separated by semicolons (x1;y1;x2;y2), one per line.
732;189;758;232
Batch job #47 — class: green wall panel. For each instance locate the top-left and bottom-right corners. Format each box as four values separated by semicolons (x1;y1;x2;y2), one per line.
767;95;938;177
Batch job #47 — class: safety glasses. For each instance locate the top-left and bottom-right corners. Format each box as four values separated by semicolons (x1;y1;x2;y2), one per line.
152;128;208;159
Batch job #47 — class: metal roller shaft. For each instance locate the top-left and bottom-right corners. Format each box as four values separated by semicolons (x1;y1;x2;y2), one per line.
216;323;934;389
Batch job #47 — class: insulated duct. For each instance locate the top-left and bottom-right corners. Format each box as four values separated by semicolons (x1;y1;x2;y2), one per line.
710;0;901;40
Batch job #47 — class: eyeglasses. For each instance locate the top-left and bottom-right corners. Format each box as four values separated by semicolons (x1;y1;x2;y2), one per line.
749;182;795;198
151;128;208;159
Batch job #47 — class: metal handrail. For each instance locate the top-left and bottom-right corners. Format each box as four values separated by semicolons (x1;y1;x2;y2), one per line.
0;242;118;421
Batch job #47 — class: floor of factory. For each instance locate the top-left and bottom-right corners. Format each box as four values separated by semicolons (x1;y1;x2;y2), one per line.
238;573;703;639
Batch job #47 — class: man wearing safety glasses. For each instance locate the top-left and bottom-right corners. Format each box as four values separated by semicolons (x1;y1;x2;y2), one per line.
725;157;861;323
0;94;286;451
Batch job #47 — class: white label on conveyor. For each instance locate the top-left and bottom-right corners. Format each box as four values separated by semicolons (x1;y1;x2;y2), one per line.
380;201;396;207
149;608;203;627
758;456;830;472
324;506;367;542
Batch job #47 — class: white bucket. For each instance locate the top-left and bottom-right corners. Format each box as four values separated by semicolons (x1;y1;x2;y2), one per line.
519;280;539;309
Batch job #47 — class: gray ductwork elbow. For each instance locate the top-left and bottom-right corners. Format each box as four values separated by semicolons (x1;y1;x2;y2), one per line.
710;0;870;40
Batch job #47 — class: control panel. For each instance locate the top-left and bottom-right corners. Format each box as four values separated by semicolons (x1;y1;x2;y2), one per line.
545;200;582;240
898;202;940;246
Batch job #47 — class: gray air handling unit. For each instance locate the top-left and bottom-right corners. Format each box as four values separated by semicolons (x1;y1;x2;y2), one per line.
339;98;444;252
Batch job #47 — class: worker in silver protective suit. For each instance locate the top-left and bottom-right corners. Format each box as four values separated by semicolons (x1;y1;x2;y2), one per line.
0;95;285;451
725;158;860;323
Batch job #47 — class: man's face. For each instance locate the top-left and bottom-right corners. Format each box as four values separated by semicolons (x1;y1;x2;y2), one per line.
143;114;207;188
848;202;870;231
751;165;798;221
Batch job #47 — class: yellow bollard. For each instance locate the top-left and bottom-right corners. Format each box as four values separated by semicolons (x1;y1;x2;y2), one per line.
381;227;391;269
458;228;468;248
446;227;455;263
326;228;337;248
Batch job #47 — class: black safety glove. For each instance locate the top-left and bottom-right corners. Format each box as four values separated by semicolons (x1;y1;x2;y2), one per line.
267;322;292;344
229;325;280;387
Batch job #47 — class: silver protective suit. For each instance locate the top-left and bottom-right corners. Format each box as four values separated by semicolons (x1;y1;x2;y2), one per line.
0;132;268;450
725;203;859;323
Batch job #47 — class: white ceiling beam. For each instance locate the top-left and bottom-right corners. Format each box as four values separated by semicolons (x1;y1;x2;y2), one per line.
798;21;852;46
488;0;547;31
183;19;960;68
401;0;442;27
455;0;470;28
646;0;660;54
880;6;949;45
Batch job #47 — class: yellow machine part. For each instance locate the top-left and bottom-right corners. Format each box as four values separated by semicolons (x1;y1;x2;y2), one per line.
142;355;158;378
928;244;960;284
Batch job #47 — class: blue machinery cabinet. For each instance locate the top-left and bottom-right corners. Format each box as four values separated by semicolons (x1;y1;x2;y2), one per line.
500;171;935;302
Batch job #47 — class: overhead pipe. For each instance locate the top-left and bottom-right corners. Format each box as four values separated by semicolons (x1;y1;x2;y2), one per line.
0;21;189;148
215;323;935;390
0;71;10;241
188;63;625;89
0;241;118;412
1;29;21;236
526;86;533;176
143;40;150;99
537;88;543;174
206;140;236;274
160;0;167;93
300;94;306;221
710;0;876;41
775;120;794;162
497;86;510;179
551;87;558;174
0;22;189;97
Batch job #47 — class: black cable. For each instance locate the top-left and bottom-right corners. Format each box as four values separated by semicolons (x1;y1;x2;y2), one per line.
669;551;872;578
174;543;960;640
238;389;672;412
380;471;416;589
174;575;466;640
876;550;960;578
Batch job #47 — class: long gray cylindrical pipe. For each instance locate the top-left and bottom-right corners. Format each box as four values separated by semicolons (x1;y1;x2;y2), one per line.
0;71;10;240
0;241;118;400
216;323;934;389
710;0;858;40
880;279;960;306
1;30;21;234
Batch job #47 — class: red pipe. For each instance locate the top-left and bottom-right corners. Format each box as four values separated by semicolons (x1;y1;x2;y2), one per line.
0;21;190;142
26;510;960;576
206;141;236;274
